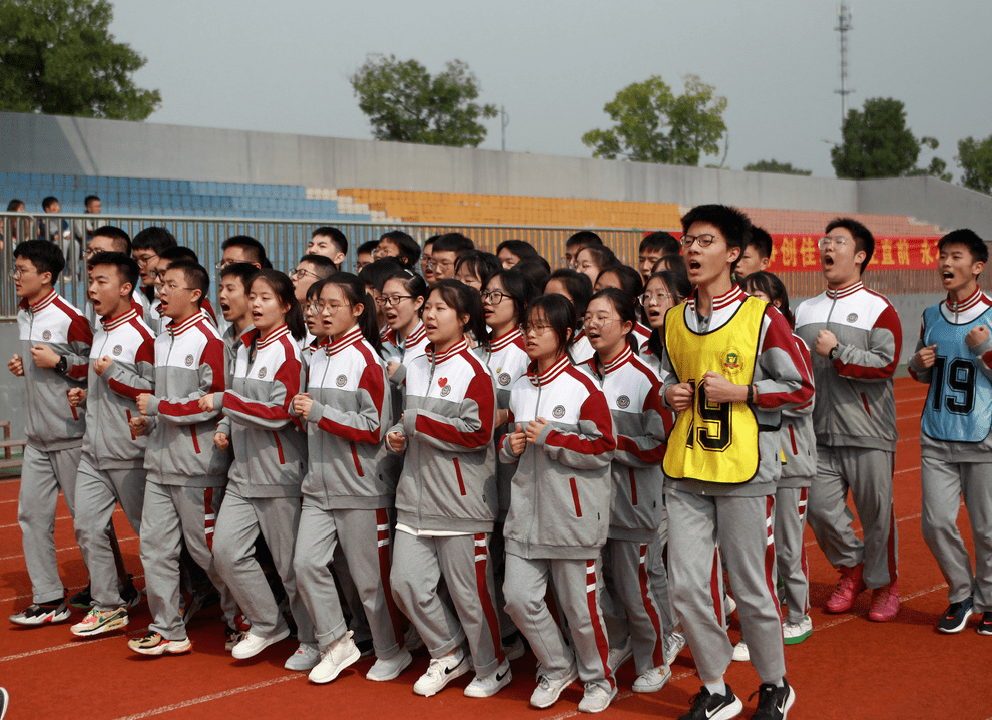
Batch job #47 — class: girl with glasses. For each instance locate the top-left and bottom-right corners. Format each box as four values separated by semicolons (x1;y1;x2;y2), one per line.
642;270;692;380
380;270;429;387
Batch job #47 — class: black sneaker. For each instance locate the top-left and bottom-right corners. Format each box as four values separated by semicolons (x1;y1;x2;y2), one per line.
750;678;796;720
977;612;992;636
938;598;974;633
69;585;92;610
679;685;743;720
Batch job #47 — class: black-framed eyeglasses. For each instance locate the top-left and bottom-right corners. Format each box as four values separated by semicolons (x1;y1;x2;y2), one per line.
481;290;513;304
681;234;719;248
376;295;414;307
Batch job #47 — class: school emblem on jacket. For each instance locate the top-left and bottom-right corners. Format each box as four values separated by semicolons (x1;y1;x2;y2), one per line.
113;345;123;356
552;405;566;419
847;313;858;323
42;330;51;341
723;347;743;376
184;354;194;367
258;366;267;379
437;377;451;397
498;372;511;386
336;374;347;387
616;395;630;409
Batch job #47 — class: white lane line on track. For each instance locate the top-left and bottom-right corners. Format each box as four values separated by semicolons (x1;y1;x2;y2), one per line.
0;534;136;562
109;675;307;720
0;627;145;662
0;514;71;530
0;574;145;604
811;583;948;631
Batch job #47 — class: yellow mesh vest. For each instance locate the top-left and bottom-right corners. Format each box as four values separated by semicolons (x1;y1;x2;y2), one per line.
662;296;766;484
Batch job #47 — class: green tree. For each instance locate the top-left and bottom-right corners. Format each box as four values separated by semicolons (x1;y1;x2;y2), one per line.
582;74;727;166
0;0;161;120
831;97;949;181
743;159;812;176
350;54;497;148
956;135;992;194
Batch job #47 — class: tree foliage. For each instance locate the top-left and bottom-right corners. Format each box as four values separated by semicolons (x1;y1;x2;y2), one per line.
743;159;812;176
831;97;950;181
956;135;992;194
581;75;727;166
350;54;498;148
0;0;161;120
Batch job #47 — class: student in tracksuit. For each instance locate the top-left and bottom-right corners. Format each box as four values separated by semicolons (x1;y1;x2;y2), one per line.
382;270;429;388
584;288;673;694
543;270;594;364
794;218;902;623
68;253;154;637
292;273;409;684
207;270;316;670
478;268;535;653
128;259;237;655
386;279;507;699
501;294;617;713
909;229;992;635
661;206;813;720
8;240;93;626
743;272;816;649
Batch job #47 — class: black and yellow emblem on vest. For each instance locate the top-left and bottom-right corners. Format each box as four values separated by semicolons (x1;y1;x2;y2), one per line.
662;296;766;484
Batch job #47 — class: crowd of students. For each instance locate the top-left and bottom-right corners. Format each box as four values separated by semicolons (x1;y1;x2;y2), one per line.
7;206;992;720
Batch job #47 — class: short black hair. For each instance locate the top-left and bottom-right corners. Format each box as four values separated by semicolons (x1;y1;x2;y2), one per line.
299;253;338;279
485;268;536;333
14;239;65;279
160;246;198;264
165;259;209;304
526;294;576;360
219;262;260;289
357;239;379;257
428;279;487;345
311;226;349;255
432;232;474;255
455;251;500;287
938;229;989;265
747;226;773;260
85;195;101;207
565;231;603;250
378;230;421;268
545;268;593;318
7;199;25;212
640;231;680;256
42;196;59;211
495;239;539;261
681;204;753;273
132;226;178;254
222;235;271;268
512;256;552;289
91;225;131;255
596;263;643;298
359;258;405;293
825;217;875;274
88;251;139;291
744;271;794;328
576;244;618;273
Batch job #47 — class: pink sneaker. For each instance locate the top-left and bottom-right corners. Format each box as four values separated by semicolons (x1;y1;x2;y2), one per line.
868;582;900;622
825;564;866;613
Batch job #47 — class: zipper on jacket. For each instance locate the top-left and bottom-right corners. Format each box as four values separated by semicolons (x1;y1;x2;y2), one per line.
350;441;364;477
453;457;466;495
569;477;583;517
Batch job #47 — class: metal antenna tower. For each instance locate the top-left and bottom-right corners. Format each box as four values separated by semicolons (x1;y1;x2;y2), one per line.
500;105;510;152
834;3;854;130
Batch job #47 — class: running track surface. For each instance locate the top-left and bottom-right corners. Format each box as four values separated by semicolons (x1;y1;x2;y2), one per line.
1;377;990;720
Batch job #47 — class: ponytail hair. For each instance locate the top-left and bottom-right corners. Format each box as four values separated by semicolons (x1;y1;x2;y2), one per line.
428;279;488;346
249;269;305;341
744;271;794;328
324;272;383;353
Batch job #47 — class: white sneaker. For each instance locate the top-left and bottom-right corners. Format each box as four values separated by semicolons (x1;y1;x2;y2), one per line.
309;631;361;684
231;626;291;660
366;648;413;681
731;639;750;662
284;642;321;671
606;637;632;671
664;631;686;666
783;615;813;645
503;634;526;661
725;595;737;617
529;664;579;708
464;659;512;698
632;665;671;693
577;682;618;713
413;649;469;697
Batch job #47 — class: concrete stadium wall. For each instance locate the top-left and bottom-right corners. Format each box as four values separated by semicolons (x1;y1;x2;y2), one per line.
858;177;992;240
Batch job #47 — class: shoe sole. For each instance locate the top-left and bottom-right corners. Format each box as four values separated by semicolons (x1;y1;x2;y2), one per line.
868;607;900;622
578;686;618;713
938;608;974;634
530;667;579;709
366;651;413;682
976;625;992;636
784;630;812;645
709;696;744;720
232;626;292;660
414;658;470;697
464;668;512;698
72;614;129;637
781;685;796;718
130;639;192;656
285;652;322;671
632;670;672;694
309;645;361;684
10;608;71;626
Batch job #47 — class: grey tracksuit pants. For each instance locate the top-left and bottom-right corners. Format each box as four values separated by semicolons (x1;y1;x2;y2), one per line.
74;459;145;610
775;486;811;623
666;488;786;685
921;457;992;612
213;489;315;644
391;531;503;677
294;505;405;657
504;554;615;694
19;443;81;604
808;445;898;588
601;539;667;675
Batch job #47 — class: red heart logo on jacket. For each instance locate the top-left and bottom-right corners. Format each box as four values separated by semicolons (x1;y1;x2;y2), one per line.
438;378;448;388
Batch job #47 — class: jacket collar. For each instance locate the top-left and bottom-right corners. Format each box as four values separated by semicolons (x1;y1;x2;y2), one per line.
946;286;984;314
101;307;139;332
406;321;427;347
826;281;864;300
527;353;571;387
489;327;523;353
257;324;291;350
602;343;634;375
167;312;203;337
428;337;468;365
325;325;363;356
687;285;745;313
21;288;58;313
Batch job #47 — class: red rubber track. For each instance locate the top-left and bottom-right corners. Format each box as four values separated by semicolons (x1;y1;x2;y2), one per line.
1;377;989;719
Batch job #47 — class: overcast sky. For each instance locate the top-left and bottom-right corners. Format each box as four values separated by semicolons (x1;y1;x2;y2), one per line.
109;0;992;181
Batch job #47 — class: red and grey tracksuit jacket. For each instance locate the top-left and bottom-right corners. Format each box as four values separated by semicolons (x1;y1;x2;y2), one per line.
299;325;393;509
499;354;616;560
794;281;902;451
780;335;817;488
215;324;307;498
16;290;92;451
388;338;497;534
144;313;229;487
